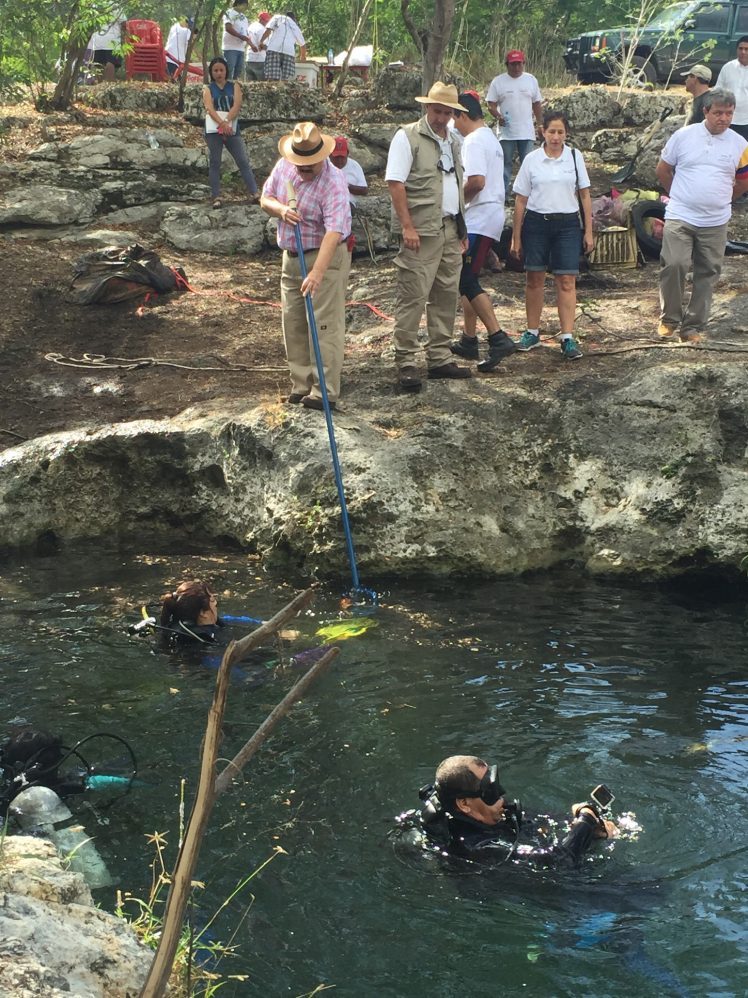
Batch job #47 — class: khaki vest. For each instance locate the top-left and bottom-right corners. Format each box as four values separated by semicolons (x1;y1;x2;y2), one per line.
390;117;467;239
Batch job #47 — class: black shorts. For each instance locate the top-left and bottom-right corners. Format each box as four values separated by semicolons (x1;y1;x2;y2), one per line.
93;50;122;68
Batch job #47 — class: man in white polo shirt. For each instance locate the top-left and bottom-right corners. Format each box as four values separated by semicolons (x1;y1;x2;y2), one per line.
486;50;543;198
330;137;368;206
715;36;748;140
656;88;748;341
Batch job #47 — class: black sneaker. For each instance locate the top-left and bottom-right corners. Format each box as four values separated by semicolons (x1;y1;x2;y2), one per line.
428;362;471;380
477;330;517;372
450;334;480;360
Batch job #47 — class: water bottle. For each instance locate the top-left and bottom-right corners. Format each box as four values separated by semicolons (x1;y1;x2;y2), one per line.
327;47;334;65
146;131;159;149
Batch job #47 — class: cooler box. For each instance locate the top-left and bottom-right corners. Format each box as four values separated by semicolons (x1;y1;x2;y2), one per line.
295;61;320;88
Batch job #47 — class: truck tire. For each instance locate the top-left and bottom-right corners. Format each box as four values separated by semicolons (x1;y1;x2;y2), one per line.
631;55;658;85
632;200;666;258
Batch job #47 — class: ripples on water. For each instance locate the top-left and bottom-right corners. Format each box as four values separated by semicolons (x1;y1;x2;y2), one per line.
2;552;748;996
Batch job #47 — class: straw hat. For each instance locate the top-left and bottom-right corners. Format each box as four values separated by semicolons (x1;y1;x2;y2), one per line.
278;122;336;166
414;81;463;111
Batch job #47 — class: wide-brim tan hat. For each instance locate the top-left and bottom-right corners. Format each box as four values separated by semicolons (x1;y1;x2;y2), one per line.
278;122;336;165
414;81;463;111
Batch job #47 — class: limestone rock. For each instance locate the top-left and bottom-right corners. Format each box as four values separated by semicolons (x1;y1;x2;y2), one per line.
372;67;425;109
0;184;101;227
3;362;748;579
546;86;623;131
181;81;329;125
617;91;686;125
78;81;177;112
351;195;398;253
160;203;266;254
59;228;141;246
0;835;152;997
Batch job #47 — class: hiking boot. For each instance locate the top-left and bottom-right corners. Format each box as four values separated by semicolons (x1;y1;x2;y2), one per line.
428;362;472;380
515;330;541;351
399;366;422;392
301;395;335;411
657;321;677;338
560;336;583;360
477;330;517;372
679;330;702;343
286;393;305;404
450;334;480;360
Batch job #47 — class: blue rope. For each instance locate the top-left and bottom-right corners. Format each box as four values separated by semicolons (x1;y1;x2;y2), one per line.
292;224;374;604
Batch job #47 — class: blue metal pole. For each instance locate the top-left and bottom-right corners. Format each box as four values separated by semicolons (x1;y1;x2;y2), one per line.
290;217;362;594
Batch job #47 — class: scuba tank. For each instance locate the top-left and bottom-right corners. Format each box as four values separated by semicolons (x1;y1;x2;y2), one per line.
10;785;114;890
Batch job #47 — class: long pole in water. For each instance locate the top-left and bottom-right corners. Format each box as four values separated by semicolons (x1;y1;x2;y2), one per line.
286;180;365;598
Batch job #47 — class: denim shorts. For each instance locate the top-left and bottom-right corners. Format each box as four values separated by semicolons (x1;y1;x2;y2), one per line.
522;210;582;275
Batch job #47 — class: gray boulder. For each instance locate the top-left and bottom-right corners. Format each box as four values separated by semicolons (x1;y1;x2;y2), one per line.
78;81;177;112
0;184;101;227
617;91;686;125
546;86;623;131
160;203;266;254
352;196;397;253
181;81;329;125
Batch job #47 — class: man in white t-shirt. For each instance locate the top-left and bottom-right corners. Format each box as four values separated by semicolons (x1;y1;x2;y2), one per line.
330;137;368;206
165;18;192;77
222;0;251;80
245;11;271;80
261;11;306;81
88;12;125;82
486;50;543;199
656;88;748;341
449;92;516;372
386;81;471;392
715;37;748;140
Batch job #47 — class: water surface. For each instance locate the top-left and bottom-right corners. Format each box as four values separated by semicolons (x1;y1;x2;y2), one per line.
2;551;747;996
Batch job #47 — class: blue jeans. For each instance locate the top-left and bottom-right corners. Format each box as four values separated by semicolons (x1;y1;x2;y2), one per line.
223;49;245;80
501;138;534;198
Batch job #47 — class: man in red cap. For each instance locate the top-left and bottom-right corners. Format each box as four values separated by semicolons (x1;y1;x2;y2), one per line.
245;11;271;80
331;136;368;205
486;50;543;198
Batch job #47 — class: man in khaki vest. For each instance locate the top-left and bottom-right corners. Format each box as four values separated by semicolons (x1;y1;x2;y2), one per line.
386;82;471;392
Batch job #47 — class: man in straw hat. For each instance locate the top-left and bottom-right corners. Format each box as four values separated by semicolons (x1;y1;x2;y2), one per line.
261;122;352;411
386;81;471;392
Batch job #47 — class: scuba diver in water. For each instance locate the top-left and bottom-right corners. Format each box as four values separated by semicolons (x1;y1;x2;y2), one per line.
159;579;221;643
418;755;617;866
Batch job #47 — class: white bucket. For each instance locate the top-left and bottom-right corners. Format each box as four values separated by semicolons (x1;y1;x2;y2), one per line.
295;60;319;88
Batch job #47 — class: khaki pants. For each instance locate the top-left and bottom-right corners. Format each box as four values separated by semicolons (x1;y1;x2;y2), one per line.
281;243;351;402
392;217;462;369
659;218;728;335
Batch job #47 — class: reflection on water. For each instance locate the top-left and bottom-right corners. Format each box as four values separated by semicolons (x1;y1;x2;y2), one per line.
2;550;748;996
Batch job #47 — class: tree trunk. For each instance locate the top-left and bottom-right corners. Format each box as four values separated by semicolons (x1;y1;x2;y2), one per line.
47;35;89;111
400;0;456;93
421;0;456;91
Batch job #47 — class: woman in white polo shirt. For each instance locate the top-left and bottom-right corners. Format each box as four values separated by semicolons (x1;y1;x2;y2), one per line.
510;111;594;360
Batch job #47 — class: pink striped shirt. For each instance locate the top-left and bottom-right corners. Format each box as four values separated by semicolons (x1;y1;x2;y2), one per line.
263;157;351;251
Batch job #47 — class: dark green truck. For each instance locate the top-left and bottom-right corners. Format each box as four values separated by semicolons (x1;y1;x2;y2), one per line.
564;0;748;84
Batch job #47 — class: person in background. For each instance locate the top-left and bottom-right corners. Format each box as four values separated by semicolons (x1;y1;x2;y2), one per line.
165;16;193;78
261;10;306;81
88;12;126;82
715;37;748;139
261;122;352;411
203;56;260;209
386;81;471;393
245;10;271;80
450;92;516;371
486;50;543;199
681;63;712;125
510;110;593;361
656;89;748;341
222;0;251;80
330;137;368;205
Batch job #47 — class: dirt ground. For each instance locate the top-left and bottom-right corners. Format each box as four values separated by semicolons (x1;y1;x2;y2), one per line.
2;231;747;452
1;97;748;450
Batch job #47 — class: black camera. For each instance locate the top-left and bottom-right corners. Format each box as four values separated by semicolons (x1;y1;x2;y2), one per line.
589;783;615;812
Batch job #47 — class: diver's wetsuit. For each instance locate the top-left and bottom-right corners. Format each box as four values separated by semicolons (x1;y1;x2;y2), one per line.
429;809;599;868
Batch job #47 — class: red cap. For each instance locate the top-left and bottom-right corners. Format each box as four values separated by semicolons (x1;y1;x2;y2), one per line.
463;89;480;100
333;136;349;157
259;11;271;24
505;49;525;63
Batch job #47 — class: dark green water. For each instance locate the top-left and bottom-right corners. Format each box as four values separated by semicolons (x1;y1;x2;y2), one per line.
2;550;748;997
